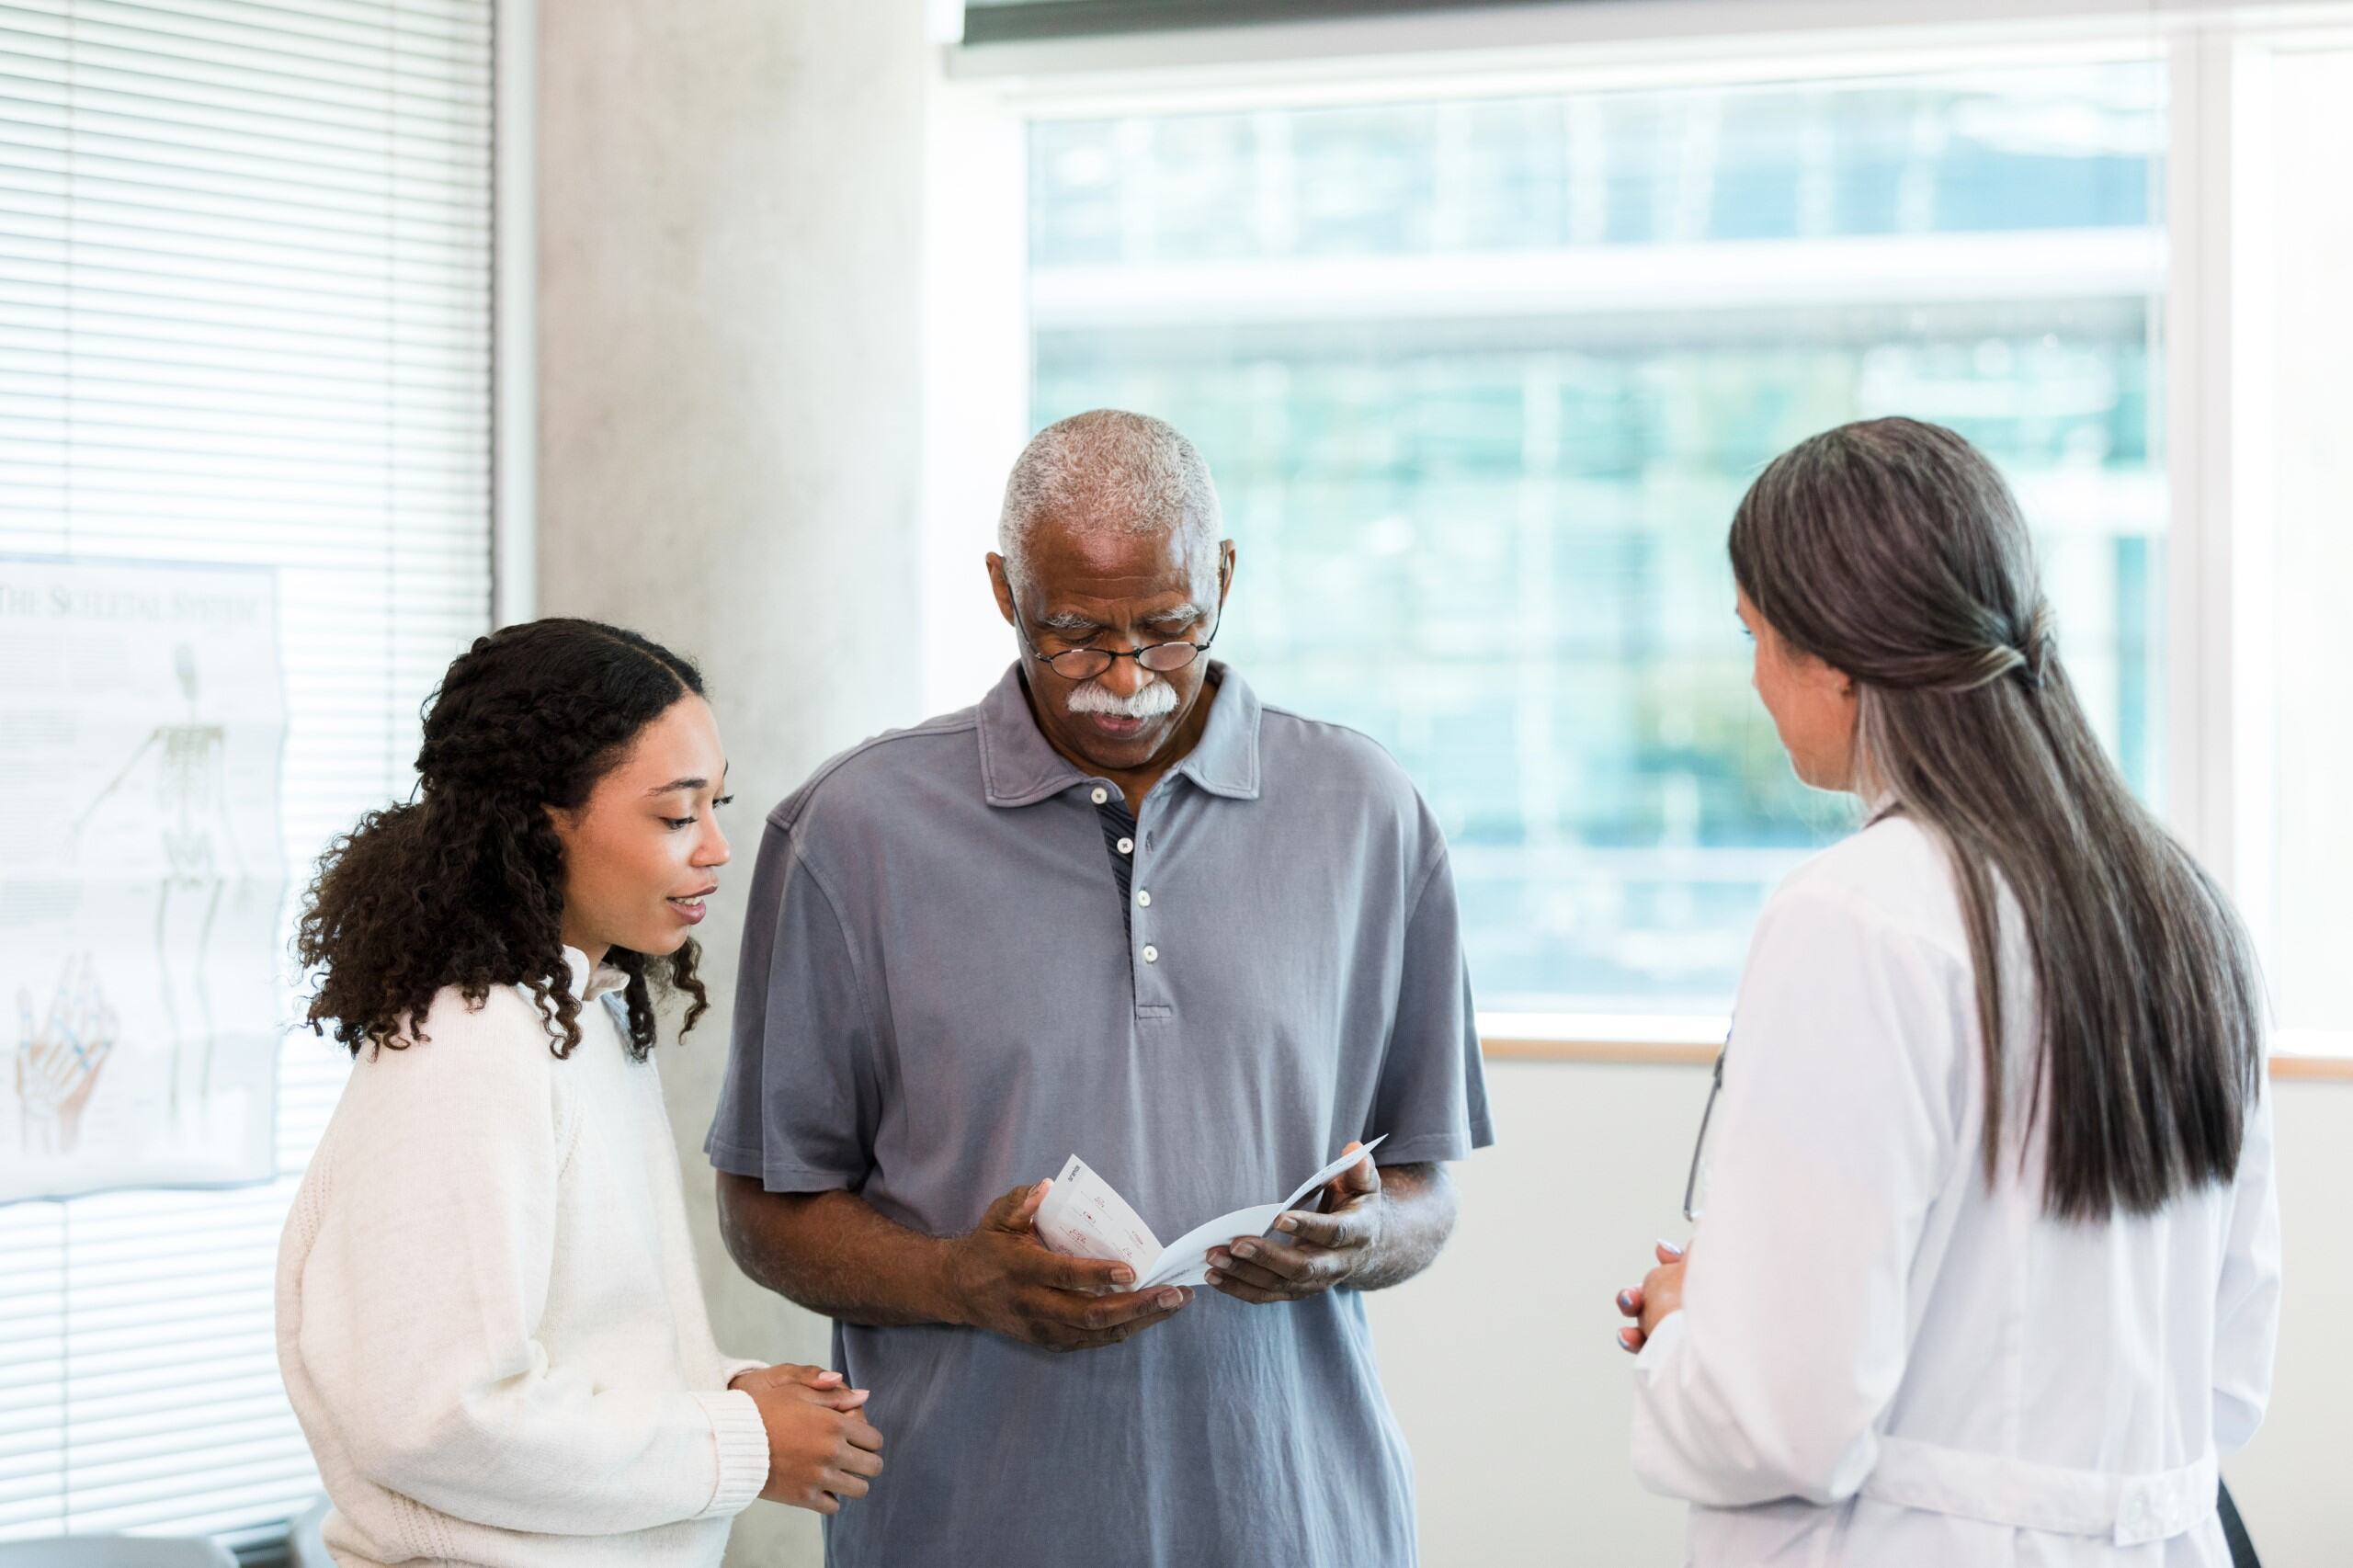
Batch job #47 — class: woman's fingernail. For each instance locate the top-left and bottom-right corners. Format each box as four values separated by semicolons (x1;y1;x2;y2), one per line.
1655;1237;1684;1258
1616;1290;1635;1312
1617;1329;1638;1352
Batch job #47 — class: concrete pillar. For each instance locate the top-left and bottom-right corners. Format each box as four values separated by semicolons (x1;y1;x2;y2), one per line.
535;4;929;1562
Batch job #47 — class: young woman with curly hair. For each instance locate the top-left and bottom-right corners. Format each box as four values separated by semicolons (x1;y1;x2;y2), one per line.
275;618;883;1568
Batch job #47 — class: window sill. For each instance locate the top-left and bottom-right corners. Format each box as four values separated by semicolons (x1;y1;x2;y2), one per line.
1482;1036;1722;1067
1478;1017;2353;1080
1475;1011;1724;1068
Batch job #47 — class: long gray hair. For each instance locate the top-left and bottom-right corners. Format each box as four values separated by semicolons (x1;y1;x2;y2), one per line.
1730;417;2261;1221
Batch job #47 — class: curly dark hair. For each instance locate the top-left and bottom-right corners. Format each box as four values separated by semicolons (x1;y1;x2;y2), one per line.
297;618;714;1060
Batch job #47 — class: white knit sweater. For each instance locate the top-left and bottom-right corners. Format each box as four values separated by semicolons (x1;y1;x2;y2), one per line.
276;950;770;1567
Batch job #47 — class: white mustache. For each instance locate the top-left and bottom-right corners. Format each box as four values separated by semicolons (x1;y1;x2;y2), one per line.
1067;679;1178;720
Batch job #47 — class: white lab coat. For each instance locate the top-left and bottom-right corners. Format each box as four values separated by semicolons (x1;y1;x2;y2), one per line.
1631;814;2281;1566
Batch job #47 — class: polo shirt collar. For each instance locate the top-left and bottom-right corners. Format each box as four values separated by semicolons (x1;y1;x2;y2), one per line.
977;659;1263;809
1171;663;1262;801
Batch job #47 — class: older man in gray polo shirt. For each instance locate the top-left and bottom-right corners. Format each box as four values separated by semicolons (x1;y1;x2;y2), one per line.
709;409;1493;1568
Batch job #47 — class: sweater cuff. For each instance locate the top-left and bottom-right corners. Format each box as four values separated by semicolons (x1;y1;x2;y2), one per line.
692;1389;769;1520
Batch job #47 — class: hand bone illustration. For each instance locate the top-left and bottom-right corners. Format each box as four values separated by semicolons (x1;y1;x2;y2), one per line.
15;954;118;1156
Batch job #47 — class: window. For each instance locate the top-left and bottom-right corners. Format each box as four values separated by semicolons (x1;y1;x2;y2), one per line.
1025;62;2165;1016
0;0;494;1548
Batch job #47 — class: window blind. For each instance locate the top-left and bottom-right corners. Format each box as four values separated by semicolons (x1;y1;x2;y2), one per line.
0;0;494;1551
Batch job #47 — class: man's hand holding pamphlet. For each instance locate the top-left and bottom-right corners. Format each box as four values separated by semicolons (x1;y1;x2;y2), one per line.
1034;1135;1389;1290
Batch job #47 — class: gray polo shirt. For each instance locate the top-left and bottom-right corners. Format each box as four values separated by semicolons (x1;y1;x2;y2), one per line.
707;661;1493;1568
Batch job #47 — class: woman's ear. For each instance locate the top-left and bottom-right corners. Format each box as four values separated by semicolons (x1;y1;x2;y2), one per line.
1789;641;1851;699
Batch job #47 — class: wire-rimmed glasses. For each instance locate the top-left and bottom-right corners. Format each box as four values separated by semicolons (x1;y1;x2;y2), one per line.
1014;615;1217;682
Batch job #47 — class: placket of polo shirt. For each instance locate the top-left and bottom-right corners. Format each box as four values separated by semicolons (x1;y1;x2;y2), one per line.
1128;778;1181;1019
1082;781;1167;1017
1077;776;1179;1017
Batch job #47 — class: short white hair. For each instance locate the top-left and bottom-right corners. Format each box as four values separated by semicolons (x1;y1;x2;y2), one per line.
997;410;1222;594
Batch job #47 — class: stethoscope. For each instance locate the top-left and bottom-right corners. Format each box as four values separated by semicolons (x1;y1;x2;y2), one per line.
1682;1022;1730;1224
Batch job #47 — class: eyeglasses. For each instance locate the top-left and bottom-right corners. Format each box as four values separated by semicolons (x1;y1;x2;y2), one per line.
1682;1024;1733;1224
1013;615;1217;682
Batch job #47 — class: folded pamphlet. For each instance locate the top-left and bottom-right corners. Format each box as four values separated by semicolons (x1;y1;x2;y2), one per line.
1033;1135;1388;1290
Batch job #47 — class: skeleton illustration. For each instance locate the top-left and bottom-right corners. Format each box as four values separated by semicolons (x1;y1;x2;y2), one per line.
67;643;247;1123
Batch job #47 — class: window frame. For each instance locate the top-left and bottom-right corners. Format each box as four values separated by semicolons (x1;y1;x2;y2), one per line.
956;0;1578;48
921;0;2353;1062
495;0;539;632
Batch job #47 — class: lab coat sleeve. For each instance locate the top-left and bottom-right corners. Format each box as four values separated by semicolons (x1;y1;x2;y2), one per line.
2211;1075;2280;1454
1631;886;1964;1508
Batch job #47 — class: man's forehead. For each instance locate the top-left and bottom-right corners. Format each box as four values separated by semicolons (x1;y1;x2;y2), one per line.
1020;519;1212;607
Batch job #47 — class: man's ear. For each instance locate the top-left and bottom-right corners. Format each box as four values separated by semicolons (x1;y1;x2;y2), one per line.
985;551;1017;627
1217;540;1237;609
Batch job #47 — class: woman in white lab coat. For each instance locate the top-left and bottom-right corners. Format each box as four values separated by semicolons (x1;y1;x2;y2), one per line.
1614;417;2280;1566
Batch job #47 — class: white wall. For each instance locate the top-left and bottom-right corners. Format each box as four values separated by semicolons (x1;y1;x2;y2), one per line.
1371;1061;1693;1563
534;3;931;1562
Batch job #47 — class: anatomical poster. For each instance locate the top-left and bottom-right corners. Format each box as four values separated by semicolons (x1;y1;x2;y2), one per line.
0;558;286;1202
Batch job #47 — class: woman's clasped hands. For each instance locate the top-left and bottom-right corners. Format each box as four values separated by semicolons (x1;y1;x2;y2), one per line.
729;1363;885;1515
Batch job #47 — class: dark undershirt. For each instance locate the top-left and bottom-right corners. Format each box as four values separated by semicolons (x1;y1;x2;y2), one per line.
1092;793;1138;937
